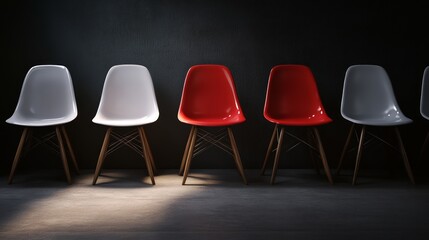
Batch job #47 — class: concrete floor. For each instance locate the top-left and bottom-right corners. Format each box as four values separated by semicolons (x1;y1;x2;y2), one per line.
0;169;428;240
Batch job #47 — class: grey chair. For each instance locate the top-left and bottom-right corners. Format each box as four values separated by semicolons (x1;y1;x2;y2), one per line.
420;66;429;120
336;64;415;185
419;66;429;158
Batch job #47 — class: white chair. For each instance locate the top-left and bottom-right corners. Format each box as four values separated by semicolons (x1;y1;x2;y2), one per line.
92;64;159;185
336;65;415;185
6;65;79;184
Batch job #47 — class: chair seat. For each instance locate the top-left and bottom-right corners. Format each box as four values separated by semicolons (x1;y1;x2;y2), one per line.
178;114;245;126
6;64;77;128
92;114;159;127
6;115;76;127
342;114;412;126
341;65;412;127
264;115;332;126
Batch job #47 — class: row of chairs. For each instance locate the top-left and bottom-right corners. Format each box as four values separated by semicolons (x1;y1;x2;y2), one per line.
6;64;428;185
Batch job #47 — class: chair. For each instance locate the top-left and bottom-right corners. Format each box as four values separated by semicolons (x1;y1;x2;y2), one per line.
336;64;415;185
92;64;158;185
6;65;79;184
260;64;334;185
419;66;429;158
178;64;247;185
420;66;429;120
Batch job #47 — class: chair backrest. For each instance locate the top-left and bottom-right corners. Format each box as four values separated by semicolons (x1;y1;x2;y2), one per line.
177;64;245;125
420;66;429;120
92;64;159;126
341;64;409;124
263;64;330;122
6;65;77;126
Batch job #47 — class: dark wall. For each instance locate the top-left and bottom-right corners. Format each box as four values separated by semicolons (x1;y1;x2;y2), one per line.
2;0;429;173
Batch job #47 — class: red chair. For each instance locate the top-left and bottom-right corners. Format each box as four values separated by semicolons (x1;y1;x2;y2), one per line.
261;64;333;184
178;64;247;185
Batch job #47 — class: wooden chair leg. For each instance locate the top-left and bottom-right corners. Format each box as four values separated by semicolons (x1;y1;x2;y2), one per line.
93;128;112;185
61;125;79;174
8;128;30;184
179;126;196;176
394;127;416;184
56;127;72;184
307;128;321;175
139;127;155;185
336;123;355;175
140;127;157;176
261;124;278;176
419;131;429;161
271;127;285;185
312;128;333;184
352;126;366;185
182;127;198;185
227;128;247;185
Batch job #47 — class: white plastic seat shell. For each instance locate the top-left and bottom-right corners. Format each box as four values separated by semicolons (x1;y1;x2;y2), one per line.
341;64;412;126
6;65;77;127
92;64;159;127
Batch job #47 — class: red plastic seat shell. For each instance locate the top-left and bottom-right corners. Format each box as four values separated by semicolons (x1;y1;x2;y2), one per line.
263;65;332;126
178;64;246;126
